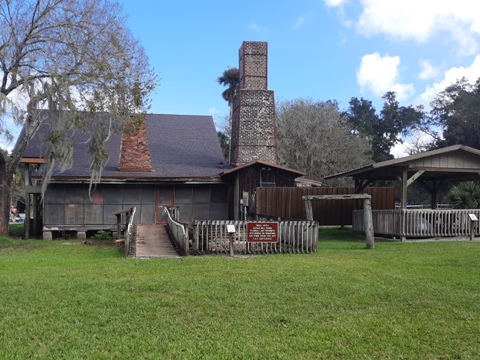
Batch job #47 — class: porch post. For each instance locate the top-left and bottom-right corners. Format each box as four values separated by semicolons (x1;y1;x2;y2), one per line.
233;173;240;220
400;169;408;241
24;164;30;239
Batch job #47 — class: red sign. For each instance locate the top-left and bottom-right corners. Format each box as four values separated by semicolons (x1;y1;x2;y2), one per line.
247;222;278;243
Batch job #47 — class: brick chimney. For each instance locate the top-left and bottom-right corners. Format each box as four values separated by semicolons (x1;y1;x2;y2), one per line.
118;117;153;172
230;41;278;165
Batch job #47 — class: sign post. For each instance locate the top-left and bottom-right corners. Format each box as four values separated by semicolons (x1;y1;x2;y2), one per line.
468;214;478;241
227;224;236;257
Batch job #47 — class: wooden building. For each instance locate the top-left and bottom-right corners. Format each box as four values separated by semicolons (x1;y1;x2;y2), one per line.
14;41;305;239
325;145;480;239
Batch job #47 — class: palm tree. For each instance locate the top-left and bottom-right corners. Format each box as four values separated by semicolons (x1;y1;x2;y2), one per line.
447;181;480;209
217;68;239;105
217;68;239;164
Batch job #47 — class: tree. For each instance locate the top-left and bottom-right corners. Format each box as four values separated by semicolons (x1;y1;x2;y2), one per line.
217;67;239;163
276;98;371;186
0;0;158;235
429;77;480;149
345;92;424;162
214;114;230;162
447;181;480;209
217;68;239;105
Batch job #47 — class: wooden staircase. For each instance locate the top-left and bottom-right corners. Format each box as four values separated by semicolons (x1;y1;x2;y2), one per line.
133;224;180;258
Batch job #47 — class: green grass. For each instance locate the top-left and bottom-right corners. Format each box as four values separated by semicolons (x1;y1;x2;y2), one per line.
1;228;479;359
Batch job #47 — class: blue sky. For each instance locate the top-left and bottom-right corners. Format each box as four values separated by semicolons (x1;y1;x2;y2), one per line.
5;0;480;156
119;0;480;124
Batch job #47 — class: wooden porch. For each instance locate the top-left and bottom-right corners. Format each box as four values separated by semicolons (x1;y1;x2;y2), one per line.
353;209;480;239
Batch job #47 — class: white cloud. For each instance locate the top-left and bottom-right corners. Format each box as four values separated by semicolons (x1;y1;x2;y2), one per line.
355;0;480;56
209;107;220;116
293;17;305;29
418;60;440;80
357;52;414;101
391;130;437;158
418;54;480;107
248;23;261;31
324;0;348;7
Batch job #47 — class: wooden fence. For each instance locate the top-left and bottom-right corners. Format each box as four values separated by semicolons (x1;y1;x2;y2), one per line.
256;187;395;225
191;220;318;255
353;209;480;238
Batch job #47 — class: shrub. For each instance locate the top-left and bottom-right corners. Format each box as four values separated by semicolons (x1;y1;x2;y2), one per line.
92;230;113;241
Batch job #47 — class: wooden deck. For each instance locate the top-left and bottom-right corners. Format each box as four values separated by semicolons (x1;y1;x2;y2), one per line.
134;224;180;258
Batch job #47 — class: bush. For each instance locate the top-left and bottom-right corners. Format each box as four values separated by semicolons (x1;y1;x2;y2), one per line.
92;230;113;241
9;223;24;238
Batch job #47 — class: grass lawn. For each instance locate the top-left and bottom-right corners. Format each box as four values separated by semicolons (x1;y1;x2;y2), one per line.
1;228;479;359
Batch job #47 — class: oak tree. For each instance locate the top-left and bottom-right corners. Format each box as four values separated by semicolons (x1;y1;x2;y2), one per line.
345;92;424;162
429;77;480;149
276;98;371;186
0;0;158;235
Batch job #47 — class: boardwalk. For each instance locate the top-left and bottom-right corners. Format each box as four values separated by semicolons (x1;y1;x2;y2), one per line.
134;224;180;258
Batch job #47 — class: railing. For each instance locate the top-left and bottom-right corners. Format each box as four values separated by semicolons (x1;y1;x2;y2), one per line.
113;207;136;256
353;209;480;238
164;207;189;255
125;207;136;256
192;220;318;255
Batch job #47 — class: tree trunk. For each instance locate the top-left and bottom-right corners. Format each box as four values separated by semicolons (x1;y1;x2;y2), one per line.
0;153;11;236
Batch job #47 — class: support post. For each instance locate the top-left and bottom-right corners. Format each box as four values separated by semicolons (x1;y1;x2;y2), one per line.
304;199;313;221
400;169;408;241
363;198;374;249
24;164;31;239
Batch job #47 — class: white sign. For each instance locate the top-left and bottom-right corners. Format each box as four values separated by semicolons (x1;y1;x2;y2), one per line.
469;214;478;221
226;225;236;233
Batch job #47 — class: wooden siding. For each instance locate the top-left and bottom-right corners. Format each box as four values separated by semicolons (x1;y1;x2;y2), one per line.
409;151;480;169
256;187;395;226
237;164;296;193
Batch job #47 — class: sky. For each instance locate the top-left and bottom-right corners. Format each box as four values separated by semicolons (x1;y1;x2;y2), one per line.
5;0;480;157
116;0;480;157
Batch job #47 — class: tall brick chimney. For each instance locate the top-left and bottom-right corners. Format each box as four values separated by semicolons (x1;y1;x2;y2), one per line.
118;117;153;172
230;41;278;165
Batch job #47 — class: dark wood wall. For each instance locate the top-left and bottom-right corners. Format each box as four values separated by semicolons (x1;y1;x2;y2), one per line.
256;187;395;226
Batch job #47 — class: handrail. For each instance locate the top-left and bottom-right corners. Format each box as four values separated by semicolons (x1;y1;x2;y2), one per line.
164;207;189;255
124;207;136;256
112;206;136;255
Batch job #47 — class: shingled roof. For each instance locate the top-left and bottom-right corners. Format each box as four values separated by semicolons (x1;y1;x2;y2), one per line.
20;113;229;180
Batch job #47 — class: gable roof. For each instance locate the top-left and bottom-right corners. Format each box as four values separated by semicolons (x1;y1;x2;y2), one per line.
325;145;480;182
219;159;306;178
20;112;230;180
